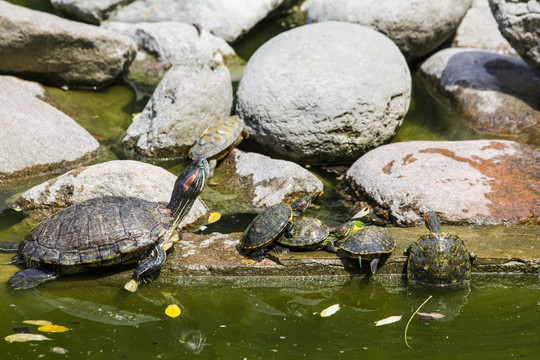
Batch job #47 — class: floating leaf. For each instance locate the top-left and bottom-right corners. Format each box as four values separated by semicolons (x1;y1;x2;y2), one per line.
165;304;181;318
207;212;221;224
124;279;139;292
23;320;52;326
374;315;402;326
5;333;51;342
320;304;340;317
417;312;445;319
38;324;70;333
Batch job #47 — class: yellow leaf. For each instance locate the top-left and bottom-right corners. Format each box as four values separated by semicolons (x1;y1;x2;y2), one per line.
165;304;181;318
241;259;256;265
37;325;70;333
23;320;52;326
207;212;221;224
5;333;51;342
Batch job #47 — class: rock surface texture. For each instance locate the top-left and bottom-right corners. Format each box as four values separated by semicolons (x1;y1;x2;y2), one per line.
16;160;209;229
122;60;233;159
0;1;136;87
307;0;472;61
346;140;540;226
0;76;99;182
419;47;540;144
51;0;128;24
236;22;411;165
489;0;540;77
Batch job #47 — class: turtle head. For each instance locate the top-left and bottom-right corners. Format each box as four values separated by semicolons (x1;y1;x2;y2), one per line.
167;158;209;229
331;220;364;239
290;196;312;213
424;211;441;234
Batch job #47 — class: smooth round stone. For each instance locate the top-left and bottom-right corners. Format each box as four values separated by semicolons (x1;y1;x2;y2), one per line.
236;22;411;165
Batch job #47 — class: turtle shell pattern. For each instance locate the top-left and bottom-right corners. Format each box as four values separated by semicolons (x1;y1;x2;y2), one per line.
188;115;246;161
340;226;395;256
240;203;292;250
278;217;330;248
18;196;171;273
407;233;472;287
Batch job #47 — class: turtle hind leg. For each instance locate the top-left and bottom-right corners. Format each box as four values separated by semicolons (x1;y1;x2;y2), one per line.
369;257;380;275
124;245;166;292
9;267;59;289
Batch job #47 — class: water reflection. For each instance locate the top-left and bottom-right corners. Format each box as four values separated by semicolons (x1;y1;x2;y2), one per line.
406;284;471;322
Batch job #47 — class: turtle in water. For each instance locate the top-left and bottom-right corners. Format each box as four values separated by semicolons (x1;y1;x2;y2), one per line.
0;158;209;291
329;222;395;274
188;115;247;162
240;196;311;261
406;212;475;287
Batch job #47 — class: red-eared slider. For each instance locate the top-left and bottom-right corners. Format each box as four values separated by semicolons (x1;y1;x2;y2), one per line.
240;196;311;261
274;217;330;253
0;158;209;291
188;115;247;161
406;212;475;287
330;223;395;274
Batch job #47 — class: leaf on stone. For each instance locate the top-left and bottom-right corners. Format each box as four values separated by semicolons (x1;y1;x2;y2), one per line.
165;304;181;318
23;320;52;326
374;315;402;326
207;212;221;224
5;333;51;342
241;259;256;265
417;312;445;319
37;324;70;333
320;304;340;317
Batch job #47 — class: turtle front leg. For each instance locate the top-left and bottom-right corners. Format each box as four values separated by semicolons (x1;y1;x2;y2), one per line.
9;267;59;289
124;245;166;292
324;238;339;253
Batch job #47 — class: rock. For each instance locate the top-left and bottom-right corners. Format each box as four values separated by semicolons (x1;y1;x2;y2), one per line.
346;140;540;226
419;47;540;143
489;0;540;77
15;160;209;229
453;0;516;55
105;0;286;42
235;22;411;165
101;21;236;94
0;1;136;88
306;0;472;61
122;59;233;159
51;0;127;24
210;149;324;212
0;76;99;183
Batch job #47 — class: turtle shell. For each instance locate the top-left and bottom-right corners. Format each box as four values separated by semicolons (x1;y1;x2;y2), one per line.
278;217;329;248
240;203;292;250
340;226;395;256
18;197;171;273
407;233;472;287
188;115;246;161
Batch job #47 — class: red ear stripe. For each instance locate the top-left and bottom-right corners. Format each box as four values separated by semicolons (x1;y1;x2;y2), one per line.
183;169;199;192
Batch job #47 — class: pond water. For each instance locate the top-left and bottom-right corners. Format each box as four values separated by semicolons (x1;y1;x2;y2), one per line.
2;1;539;358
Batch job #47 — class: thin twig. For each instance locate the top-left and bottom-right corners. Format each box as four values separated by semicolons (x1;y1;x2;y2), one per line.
404;295;433;349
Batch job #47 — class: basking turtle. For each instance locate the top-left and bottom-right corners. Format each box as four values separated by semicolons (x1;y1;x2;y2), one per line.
188;115;247;161
406;212;475;287
0;158;209;291
330;223;395;274
240;196;311;261
274;217;332;253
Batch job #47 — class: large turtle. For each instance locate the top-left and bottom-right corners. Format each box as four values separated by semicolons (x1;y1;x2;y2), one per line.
329;222;395;274
0;158;209;291
406;212;475;287
240;196;311;261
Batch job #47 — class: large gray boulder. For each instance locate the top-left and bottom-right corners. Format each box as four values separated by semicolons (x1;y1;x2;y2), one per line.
122;59;233;159
210;149;324;212
16;160;209;229
489;0;540;77
307;0;472;61
0;76;99;183
0;1;136;88
453;0;515;55
51;0;128;24
102;21;236;94
346;140;540;226
105;0;286;42
236;22;411;165
419;47;540;143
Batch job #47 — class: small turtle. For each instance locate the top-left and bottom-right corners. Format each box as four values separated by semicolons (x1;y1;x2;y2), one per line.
0;158;209;291
188;115;247;161
240;196;311;261
406;212;475;287
274;217;334;253
330;223;395;274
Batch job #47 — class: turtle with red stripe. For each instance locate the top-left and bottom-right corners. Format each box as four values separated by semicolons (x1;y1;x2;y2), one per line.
0;158;209;291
